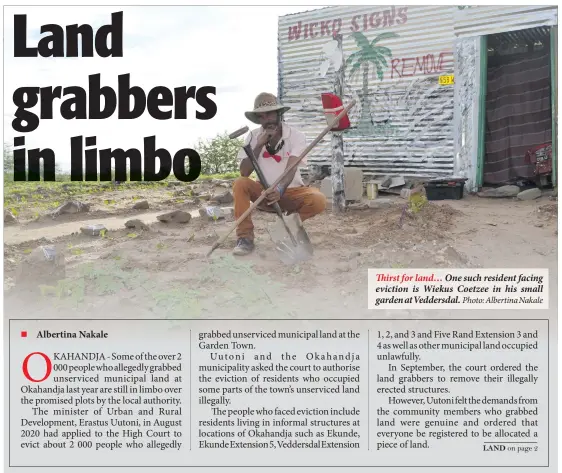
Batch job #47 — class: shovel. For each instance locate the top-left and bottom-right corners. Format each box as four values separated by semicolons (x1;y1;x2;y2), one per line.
241;144;313;265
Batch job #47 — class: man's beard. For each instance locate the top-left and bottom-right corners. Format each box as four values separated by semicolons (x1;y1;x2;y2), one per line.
263;116;281;133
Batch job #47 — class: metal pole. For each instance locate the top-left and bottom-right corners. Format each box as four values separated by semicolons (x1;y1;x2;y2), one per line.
550;26;557;188
331;33;346;213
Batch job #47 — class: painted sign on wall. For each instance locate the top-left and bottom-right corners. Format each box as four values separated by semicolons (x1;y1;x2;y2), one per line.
278;5;456;179
286;6;409;41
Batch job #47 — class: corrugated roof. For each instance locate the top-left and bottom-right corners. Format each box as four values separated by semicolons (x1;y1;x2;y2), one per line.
487;25;551;55
279;6;334;18
489;25;551;45
453;5;557;38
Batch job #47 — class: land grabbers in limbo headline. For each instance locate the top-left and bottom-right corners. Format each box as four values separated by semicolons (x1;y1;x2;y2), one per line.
11;11;217;182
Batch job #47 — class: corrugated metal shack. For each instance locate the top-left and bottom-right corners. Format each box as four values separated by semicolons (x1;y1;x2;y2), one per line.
453;5;557;192
277;5;558;193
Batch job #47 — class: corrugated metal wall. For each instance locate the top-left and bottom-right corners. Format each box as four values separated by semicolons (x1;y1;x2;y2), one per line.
278;5;456;180
453;5;558;39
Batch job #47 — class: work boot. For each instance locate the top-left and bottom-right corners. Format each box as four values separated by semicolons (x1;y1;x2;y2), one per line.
232;238;255;256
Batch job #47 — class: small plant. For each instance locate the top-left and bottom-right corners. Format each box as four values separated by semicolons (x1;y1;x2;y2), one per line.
39;278;86;308
408;193;428;214
39;285;57;296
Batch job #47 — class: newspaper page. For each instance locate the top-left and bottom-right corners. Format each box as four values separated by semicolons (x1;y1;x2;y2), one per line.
3;4;558;473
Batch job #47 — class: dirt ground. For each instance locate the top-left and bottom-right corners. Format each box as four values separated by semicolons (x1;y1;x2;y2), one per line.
3;178;558;320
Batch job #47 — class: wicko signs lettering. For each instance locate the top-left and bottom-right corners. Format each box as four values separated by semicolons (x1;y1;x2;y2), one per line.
287;6;408;41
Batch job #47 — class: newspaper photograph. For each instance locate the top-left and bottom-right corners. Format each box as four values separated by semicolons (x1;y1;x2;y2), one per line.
3;3;559;473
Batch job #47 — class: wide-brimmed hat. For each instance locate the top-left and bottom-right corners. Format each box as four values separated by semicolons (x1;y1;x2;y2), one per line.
245;92;291;124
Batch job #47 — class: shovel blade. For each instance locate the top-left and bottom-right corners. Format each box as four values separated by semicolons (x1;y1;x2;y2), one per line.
267;213;313;265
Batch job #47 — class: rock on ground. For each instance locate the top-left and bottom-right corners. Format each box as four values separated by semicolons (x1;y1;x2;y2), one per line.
347;202;369;210
211;191;233;205
51;201;90;218
4;210;17;224
198;206;234;220
157;210;191;224
196;193;212;202
435;245;468;265
80;224;107;236
132;200;149;209
517;188;542;201
15;245;66;288
478;185;520;198
125;219;150;231
367;199;393;209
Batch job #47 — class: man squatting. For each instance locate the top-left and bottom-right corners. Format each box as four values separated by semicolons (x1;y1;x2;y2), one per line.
231;92;327;256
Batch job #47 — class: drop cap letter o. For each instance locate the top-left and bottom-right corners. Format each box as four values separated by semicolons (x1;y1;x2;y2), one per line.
22;352;52;383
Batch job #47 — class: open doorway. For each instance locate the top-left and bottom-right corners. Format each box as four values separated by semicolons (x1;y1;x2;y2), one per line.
482;26;554;189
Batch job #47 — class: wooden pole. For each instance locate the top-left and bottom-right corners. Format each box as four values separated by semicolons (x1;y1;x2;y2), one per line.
206;99;356;258
331;33;346;214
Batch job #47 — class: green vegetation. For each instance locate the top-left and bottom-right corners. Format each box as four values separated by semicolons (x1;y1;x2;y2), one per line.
34;254;291;318
3;174;238;220
3;131;243;216
408;192;428;214
196;132;243;175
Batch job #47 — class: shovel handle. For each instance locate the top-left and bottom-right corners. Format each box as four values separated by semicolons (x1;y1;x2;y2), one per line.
242;144;268;186
242;144;297;245
242;144;284;217
206;99;356;257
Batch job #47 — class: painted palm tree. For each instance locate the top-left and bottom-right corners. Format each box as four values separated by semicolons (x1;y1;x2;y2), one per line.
346;31;399;132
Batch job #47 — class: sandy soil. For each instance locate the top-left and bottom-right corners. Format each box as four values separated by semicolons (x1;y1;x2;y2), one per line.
4;179;558;320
